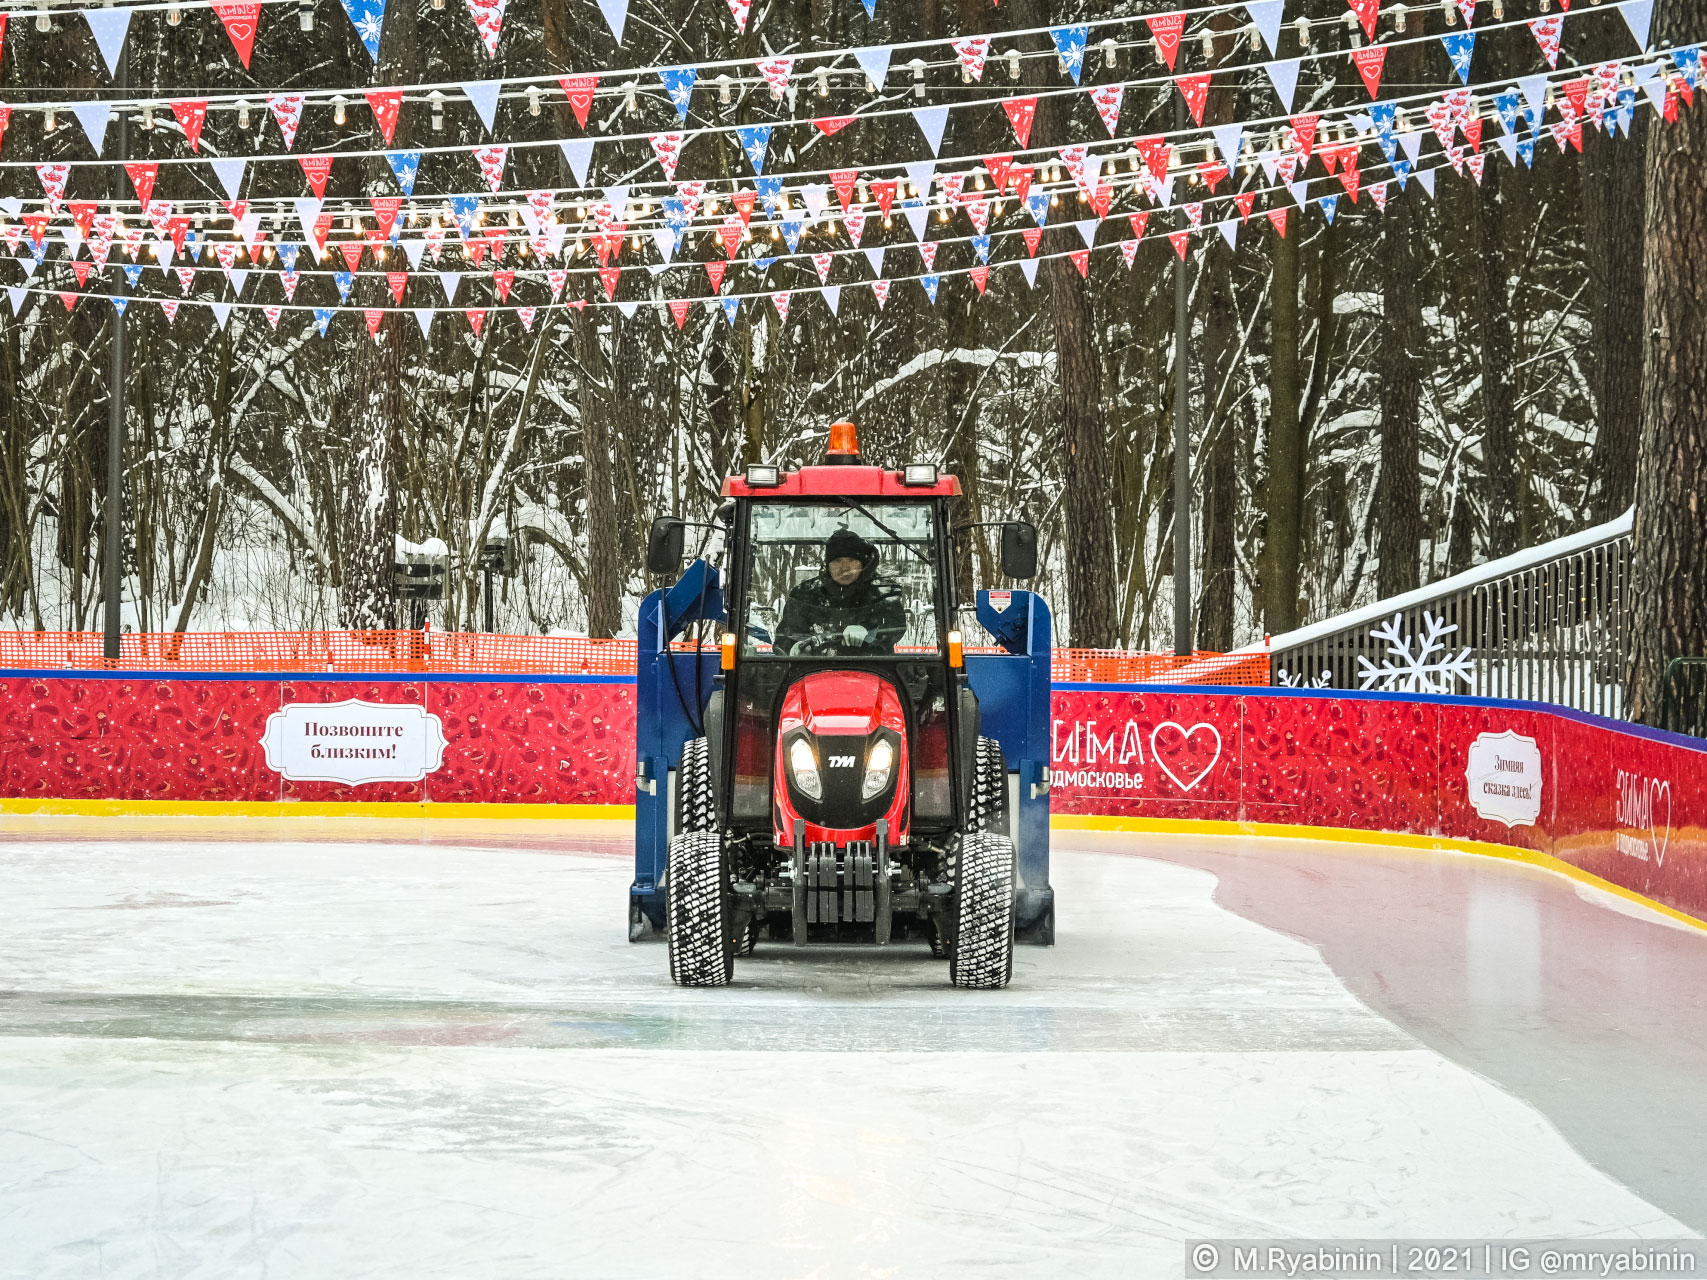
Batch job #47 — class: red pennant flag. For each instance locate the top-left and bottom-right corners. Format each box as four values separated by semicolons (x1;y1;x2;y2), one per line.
705;261;727;292
68;202;98;238
1169;230;1191;260
731;189;755;226
1088;181;1113;219
173;100;208;153
669;298;691;329
1346;0;1378;39
370;196;402;240
969;264;990;295
364;308;384;340
298;156;334;198
1069;249;1090;278
492;269;515;302
1266;207;1289;238
1352;45;1386;99
599;266;620;299
72;260;93;287
1176;74;1211;126
984;154;1014;191
1289;114;1320;162
719;214;742;259
59;292;78;312
813;116;855;137
1002;96;1037;148
0;105;11;152
1145;13;1186;71
339;241;364;272
168;216;190;251
1461;117;1483;152
466;309;486;335
1234;191;1256;222
1010;164;1033;203
829;168;859;213
311;213;333;253
222;198;249;224
22;211;49;247
1022;227;1042;257
871;179;897;217
124;162;158;207
365;90;402;144
212;0;262;68
1128;211;1149;239
386;271;407;303
1339;164;1361;203
1561;78;1591;121
1136;136;1172;181
559;74;597;129
1199;162;1230;194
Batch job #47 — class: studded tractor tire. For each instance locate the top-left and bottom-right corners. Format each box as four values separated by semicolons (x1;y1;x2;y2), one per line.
969;735;1008;836
667;830;735;987
949;832;1016;989
676;736;716;834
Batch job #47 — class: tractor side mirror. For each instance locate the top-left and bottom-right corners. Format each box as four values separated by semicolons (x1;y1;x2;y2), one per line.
646;517;686;575
1000;521;1038;580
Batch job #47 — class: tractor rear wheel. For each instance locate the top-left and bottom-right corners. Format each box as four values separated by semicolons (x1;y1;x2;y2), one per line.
949;831;1016;989
667;830;734;986
676;736;715;833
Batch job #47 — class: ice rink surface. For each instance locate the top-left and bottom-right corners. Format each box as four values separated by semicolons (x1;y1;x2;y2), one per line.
2;817;1704;1278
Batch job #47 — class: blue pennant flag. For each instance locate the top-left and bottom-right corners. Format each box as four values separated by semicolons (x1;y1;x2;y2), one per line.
277;243;300;272
751;256;776;273
1318;195;1339;224
1050;25;1089;85
1616;85;1637;136
1025;190;1050;226
1441;32;1476;84
1517;135;1536;167
122;264;143;286
1392;156;1412;188
755;175;784;217
1370;102;1397;162
339;0;386;62
1492;90;1520;135
859;0;875;15
737;124;772;175
1672;48;1700;90
334;271;354;303
920;274;940;304
386;150;421;197
721;295;739;325
659;68;697;122
450;195;481;239
111;296;127;314
314;307;335;336
1522;103;1544;135
663;197;689;233
971;234;991;263
780;217;804;253
30;239;45;264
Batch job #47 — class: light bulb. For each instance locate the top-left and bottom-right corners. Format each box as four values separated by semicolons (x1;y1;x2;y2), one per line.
717;74;731;104
1441;0;1456;24
429;91;445;131
974;173;985;191
1394;3;1408;32
34;0;49;32
815;67;829;98
237;99;251;129
1100;37;1118;70
909;59;926;101
167;3;181;24
527;85;542;115
43;107;55;131
1006;49;1021;81
1049;193;1060;207
333;95;347;126
141;104;154;129
298;0;313;31
1344;12;1361;47
623;82;638;114
1293;15;1309;48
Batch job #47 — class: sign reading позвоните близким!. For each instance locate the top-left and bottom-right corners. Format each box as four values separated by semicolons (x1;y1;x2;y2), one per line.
261;699;448;785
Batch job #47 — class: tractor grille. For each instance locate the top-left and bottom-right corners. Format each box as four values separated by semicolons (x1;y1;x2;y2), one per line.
804;841;877;925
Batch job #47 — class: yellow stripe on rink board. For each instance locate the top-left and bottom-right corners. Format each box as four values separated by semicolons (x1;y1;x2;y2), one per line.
1052;813;1707;936
1;796;1700;937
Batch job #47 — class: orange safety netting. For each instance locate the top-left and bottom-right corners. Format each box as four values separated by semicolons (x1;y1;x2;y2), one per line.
0;631;1271;686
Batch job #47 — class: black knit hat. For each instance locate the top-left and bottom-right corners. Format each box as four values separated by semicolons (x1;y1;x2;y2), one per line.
826;529;876;566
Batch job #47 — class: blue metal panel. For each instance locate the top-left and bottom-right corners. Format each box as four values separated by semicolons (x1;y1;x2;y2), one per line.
632;560;724;928
965;589;1054;941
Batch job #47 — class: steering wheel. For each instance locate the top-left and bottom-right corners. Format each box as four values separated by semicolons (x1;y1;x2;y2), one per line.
788;633;843;657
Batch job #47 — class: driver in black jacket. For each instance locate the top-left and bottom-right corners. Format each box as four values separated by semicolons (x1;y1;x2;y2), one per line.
774;529;908;656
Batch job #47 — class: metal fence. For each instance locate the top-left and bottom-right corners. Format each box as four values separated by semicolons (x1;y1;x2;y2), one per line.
1264;511;1634;718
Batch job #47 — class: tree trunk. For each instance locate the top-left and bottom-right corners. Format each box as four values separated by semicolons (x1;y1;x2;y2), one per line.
1378;181;1425;597
1197;245;1238;650
1583;110;1648;521
335;328;406;630
1263;222;1303;635
571;309;623;638
1468;161;1520;558
1048;252;1119;649
1627;0;1707;724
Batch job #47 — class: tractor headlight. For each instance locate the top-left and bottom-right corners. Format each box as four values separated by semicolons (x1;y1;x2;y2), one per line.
788;736;822;801
861;738;895;801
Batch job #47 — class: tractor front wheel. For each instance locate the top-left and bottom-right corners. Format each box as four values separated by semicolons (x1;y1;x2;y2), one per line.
948;831;1016;989
667;830;735;987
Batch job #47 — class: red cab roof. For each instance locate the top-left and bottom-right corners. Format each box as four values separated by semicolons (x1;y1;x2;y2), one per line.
722;464;962;499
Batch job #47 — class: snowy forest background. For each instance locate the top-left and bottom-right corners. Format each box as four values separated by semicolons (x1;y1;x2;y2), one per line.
0;0;1654;649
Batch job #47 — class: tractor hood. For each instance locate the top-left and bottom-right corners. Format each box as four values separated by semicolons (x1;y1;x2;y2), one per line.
779;671;906;739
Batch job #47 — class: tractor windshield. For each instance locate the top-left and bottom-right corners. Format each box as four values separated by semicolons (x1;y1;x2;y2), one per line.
742;502;941;658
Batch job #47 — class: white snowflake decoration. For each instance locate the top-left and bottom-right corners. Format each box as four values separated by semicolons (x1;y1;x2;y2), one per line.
1357;611;1474;694
1277;668;1333;689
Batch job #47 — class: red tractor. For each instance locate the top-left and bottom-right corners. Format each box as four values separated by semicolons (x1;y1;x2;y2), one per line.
633;422;1054;987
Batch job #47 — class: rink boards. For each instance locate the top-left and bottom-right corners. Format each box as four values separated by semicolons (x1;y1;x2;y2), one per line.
0;670;1704;925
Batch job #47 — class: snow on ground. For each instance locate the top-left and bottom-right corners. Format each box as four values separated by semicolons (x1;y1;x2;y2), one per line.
0;830;1689;1278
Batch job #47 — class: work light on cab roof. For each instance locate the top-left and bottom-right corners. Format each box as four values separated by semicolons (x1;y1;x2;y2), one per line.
727;422;961;499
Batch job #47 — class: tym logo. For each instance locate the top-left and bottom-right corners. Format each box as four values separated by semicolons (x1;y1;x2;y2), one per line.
827;755;856;769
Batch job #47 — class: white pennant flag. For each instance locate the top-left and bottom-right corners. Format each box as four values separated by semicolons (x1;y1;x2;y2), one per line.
1245;1;1284;55
7;286;26;314
801;183;827;222
0;198;21;217
863;246;884;277
439;271;462;302
212;159;248;201
1217;220;1238;250
1211;123;1245;168
1619;0;1654;51
210;302;232;330
238;210;263;252
903;160;936;201
1266;58;1302;113
651;227;676;261
84;7;133;76
462;81;502;133
154;238;174;268
1496;133;1518;166
414;308;434;337
1018;257;1039;289
597;0;628;42
1259;151;1280;183
1287;181;1310;208
913;105;950;156
1518;73;1552;115
1417;169;1437;199
602;184;630;216
293;197;323;251
561;139;594;188
1074;219;1098;248
616;300;640;319
71;103;113;154
1398;130;1426;163
902;203;929;242
822;284;841;316
855;46;893;91
228;268;249;297
402;237;427;269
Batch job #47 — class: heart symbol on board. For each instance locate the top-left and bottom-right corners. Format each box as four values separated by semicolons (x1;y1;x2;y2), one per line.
1148;721;1223;793
1649;778;1672;868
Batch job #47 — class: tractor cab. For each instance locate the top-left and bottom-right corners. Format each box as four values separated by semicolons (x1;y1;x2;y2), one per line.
632;422;1055;988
